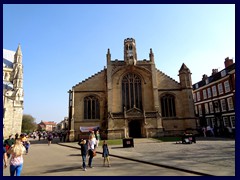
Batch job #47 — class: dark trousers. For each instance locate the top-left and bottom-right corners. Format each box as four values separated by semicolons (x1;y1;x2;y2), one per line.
88;150;94;167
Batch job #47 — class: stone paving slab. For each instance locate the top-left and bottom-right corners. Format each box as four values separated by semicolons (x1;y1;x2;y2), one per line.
58;138;235;176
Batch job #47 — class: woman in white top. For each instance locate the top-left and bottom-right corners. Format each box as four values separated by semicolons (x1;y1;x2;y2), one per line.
88;134;97;168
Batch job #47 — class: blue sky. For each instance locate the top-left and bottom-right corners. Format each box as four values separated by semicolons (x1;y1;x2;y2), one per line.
3;4;235;123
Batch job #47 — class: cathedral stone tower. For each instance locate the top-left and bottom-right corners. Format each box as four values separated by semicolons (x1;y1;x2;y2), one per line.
3;44;24;139
124;38;137;65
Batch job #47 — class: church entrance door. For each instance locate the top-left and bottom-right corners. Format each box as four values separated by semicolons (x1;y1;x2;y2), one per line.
128;120;142;138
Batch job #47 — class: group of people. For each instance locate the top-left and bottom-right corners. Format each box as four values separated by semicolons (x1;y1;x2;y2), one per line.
78;130;110;171
3;130;56;176
201;125;234;138
3;134;29;176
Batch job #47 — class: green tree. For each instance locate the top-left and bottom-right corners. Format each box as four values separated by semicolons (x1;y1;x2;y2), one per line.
22;114;37;134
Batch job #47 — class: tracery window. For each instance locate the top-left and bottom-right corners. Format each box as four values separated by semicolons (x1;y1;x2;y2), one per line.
84;96;100;119
122;73;142;111
161;94;176;117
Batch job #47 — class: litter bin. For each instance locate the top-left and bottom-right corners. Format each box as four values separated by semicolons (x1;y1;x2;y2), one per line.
122;138;134;148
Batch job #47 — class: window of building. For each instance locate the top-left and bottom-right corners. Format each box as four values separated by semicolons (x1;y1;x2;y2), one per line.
212;86;217;97
206;118;210;126
84;96;100;119
197;92;201;101
207;87;212;98
220;99;227;112
198;104;202;116
211;118;216;127
161;94;176;117
224;80;230;93
214;101;220;113
221;70;226;77
223;117;229;127
194;105;198;115
209;102;214;113
205;78;209;85
230;116;235;128
204;103;209;114
195;83;199;89
203;89;207;99
122;73;142;111
193;93;196;102
218;83;223;95
227;97;234;110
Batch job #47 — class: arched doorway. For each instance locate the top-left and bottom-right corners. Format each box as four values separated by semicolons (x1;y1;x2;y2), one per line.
128;120;142;138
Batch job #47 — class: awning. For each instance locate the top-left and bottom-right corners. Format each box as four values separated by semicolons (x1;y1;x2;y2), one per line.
79;126;99;132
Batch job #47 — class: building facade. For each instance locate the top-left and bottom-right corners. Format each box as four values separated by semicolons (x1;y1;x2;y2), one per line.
68;38;197;141
3;45;24;139
56;117;69;132
192;57;235;135
38;121;57;132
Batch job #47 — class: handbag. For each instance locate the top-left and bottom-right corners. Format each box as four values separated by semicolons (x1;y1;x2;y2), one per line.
93;150;97;157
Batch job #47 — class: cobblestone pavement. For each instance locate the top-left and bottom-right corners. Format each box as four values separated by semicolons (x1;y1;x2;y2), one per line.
58;137;235;176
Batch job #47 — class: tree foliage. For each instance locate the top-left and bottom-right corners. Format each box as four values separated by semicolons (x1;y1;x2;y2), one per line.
22;114;37;133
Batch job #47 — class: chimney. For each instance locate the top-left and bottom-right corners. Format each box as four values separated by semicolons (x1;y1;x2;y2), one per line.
224;57;233;68
202;74;208;80
212;69;218;75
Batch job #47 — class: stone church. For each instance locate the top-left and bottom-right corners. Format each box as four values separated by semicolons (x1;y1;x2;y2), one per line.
68;38;196;141
3;45;24;139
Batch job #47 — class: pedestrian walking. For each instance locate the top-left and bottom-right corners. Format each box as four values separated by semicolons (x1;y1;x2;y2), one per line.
202;126;206;137
47;133;53;146
14;133;19;140
38;132;42;141
7;138;26;176
87;134;97;168
95;130;101;147
3;146;8;169
78;139;88;171
63;131;67;142
4;135;15;158
59;132;63;142
24;141;30;154
102;140;111;167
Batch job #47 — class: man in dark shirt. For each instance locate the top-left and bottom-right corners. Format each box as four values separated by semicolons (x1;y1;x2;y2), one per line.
78;139;88;171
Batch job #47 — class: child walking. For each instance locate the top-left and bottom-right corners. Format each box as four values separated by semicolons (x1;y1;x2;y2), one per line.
102;140;111;167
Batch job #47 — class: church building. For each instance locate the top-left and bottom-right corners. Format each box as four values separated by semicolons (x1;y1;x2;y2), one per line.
3;45;24;139
68;38;196;141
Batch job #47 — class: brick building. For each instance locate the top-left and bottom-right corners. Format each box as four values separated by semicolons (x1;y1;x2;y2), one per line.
68;38;197;141
38;121;57;132
192;57;235;135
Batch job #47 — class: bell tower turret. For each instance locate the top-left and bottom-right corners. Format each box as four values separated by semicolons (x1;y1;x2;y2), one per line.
124;38;137;65
12;44;24;101
178;63;192;89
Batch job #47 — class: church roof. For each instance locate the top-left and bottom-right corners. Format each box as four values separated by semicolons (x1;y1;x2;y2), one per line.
3;49;15;68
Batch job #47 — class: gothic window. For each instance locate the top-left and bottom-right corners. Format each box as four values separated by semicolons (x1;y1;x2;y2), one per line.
122;73;142;111
161;94;176;117
84;96;100;119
